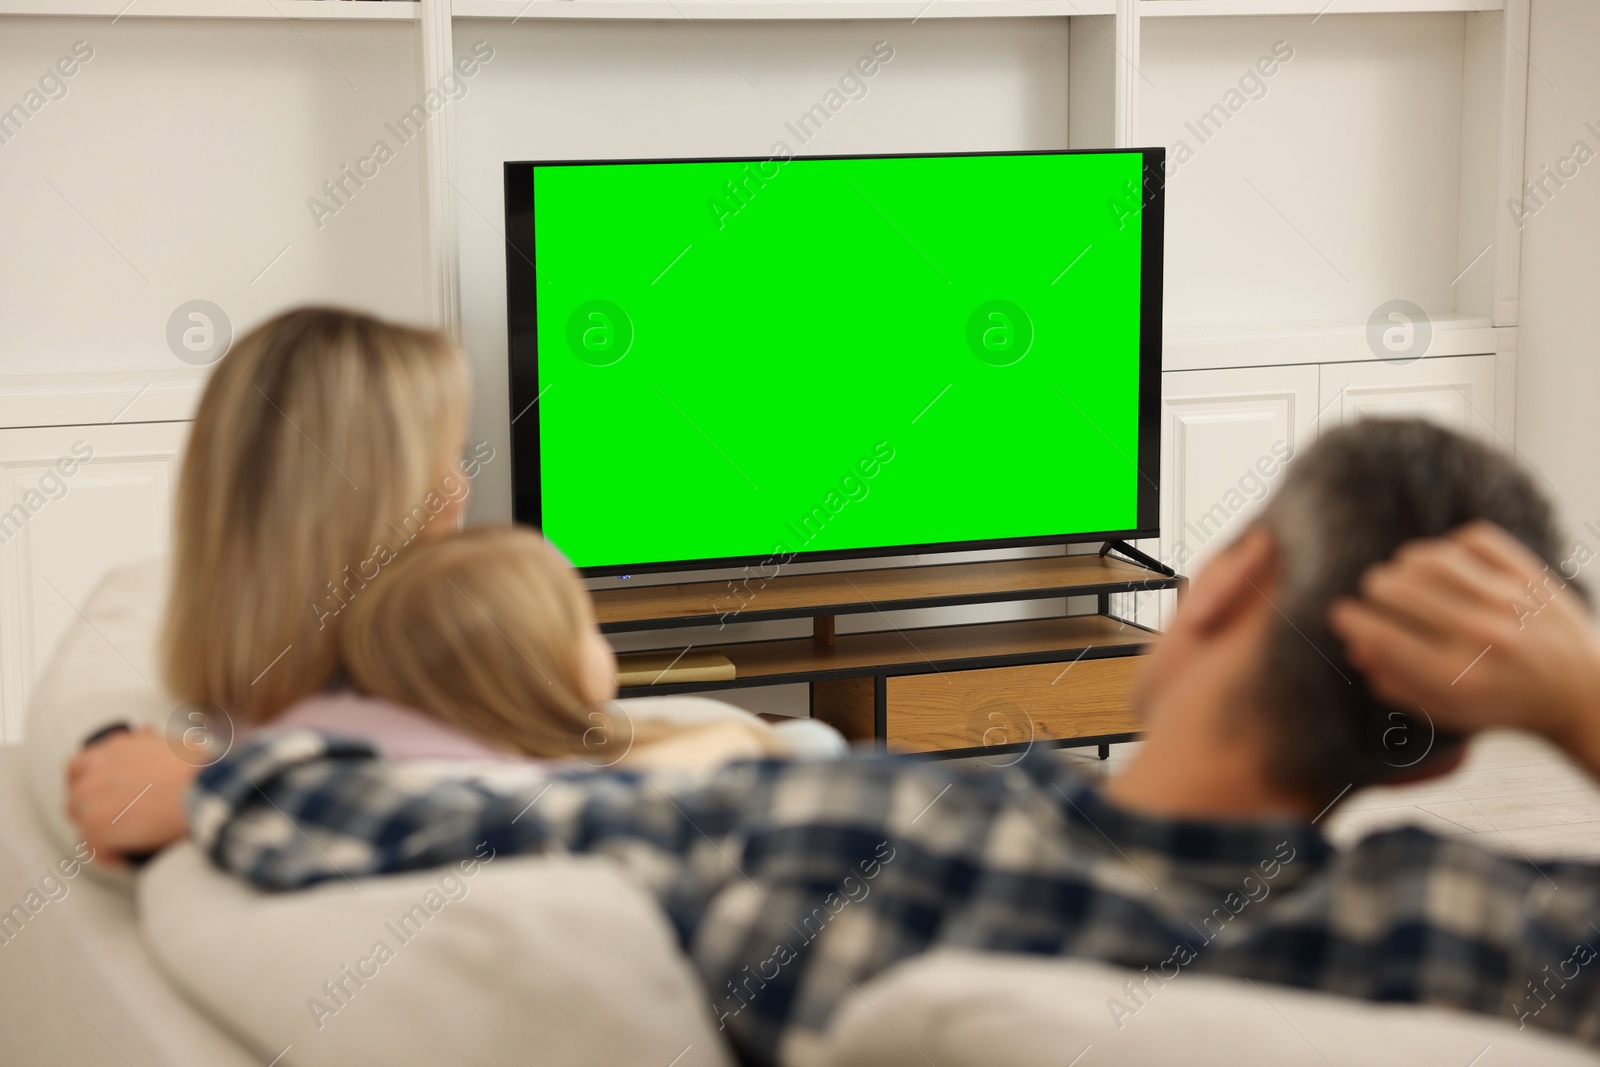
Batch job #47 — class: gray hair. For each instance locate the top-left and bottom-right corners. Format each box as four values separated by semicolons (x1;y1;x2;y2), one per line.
1252;418;1573;804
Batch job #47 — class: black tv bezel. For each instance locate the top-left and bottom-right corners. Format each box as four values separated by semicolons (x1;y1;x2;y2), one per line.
505;147;1164;578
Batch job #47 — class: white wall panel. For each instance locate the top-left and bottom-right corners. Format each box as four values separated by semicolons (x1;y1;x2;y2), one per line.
0;18;430;374
1140;14;1469;328
1129;363;1316;626
0;421;187;739
1516;0;1600;546
1319;353;1497;442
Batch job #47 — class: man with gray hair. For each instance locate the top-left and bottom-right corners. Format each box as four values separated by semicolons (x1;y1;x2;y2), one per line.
72;419;1600;1066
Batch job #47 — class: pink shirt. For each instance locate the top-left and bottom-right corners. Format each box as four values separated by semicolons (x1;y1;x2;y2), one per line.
258;691;529;764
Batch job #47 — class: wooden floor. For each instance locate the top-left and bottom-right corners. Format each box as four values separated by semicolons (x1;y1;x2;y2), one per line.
1051;730;1600;861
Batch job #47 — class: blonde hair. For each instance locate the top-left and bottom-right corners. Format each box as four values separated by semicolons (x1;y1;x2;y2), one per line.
341;525;632;759
162;306;469;723
344;526;800;766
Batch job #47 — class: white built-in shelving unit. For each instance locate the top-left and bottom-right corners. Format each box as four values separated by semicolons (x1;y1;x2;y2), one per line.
0;0;418;16
0;0;1532;730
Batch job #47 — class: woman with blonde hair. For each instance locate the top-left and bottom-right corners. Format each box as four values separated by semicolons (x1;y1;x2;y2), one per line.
63;306;476;858
165;306;475;723
65;309;834;860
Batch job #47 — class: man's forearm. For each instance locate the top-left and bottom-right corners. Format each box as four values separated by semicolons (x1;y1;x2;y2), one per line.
187;730;761;891
189;732;573;889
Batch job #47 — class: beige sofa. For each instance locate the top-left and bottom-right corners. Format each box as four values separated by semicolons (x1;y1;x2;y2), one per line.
4;562;1595;1067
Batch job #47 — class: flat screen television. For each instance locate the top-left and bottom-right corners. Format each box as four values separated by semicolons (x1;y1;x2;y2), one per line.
506;148;1163;576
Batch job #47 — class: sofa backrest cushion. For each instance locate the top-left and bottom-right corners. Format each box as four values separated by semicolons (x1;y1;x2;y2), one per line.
24;559;171;885
141;843;737;1067
816;949;1599;1067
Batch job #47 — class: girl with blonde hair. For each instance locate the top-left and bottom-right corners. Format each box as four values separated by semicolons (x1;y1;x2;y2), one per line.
279;525;814;769
341;525;632;762
164;305;474;723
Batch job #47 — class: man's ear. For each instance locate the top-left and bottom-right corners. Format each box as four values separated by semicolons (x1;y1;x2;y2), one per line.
1184;525;1279;636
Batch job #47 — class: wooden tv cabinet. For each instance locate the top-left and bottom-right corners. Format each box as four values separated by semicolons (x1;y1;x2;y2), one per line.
601;544;1181;759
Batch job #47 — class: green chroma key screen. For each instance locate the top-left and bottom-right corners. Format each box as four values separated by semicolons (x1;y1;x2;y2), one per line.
505;149;1162;574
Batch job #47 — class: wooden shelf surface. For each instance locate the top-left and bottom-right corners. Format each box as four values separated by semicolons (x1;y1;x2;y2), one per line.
593;553;1174;631
616;612;1153;692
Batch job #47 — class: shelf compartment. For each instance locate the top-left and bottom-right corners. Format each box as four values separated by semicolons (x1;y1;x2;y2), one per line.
593;553;1176;632
453;0;1114;19
615;611;1154;695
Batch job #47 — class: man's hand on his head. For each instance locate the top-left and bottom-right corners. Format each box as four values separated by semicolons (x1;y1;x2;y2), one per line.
1329;521;1600;774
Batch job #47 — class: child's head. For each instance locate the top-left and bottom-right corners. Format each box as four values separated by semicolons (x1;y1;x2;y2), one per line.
341;525;620;759
162;306;470;723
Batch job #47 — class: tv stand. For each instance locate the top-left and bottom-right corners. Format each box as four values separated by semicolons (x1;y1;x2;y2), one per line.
601;545;1181;759
1100;538;1177;578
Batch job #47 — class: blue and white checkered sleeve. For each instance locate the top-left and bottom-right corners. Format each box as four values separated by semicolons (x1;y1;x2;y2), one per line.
188;731;585;889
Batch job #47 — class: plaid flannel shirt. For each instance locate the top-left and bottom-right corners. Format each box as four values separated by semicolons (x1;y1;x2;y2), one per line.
192;731;1600;1066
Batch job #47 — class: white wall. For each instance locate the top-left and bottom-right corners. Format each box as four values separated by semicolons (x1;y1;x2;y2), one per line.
0;17;431;374
1517;0;1600;547
1141;13;1470;330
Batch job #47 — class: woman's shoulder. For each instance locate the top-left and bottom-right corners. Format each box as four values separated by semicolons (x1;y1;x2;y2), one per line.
269;691;527;764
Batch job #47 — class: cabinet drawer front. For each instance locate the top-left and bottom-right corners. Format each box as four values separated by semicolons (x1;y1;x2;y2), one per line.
885;655;1142;754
